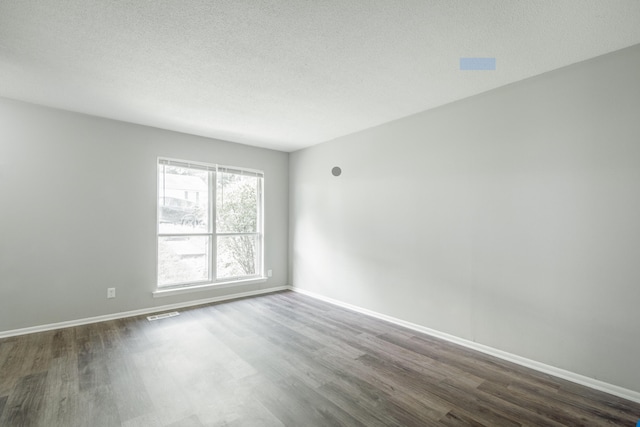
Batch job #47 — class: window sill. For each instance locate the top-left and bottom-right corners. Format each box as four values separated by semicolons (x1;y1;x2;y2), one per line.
152;277;267;298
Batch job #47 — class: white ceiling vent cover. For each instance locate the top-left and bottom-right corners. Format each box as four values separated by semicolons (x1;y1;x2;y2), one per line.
147;311;180;321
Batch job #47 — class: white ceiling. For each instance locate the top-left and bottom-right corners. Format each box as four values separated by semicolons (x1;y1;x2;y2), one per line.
1;1;639;152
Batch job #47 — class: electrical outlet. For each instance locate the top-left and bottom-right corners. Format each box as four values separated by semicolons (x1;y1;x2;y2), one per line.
107;288;116;299
267;269;273;277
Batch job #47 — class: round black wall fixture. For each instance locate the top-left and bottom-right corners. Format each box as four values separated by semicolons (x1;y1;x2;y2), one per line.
331;166;342;177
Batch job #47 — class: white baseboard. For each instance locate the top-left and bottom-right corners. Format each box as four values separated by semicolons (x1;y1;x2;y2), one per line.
290;287;640;404
0;286;290;339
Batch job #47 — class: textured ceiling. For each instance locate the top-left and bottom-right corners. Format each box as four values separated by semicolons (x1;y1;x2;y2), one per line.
1;1;640;152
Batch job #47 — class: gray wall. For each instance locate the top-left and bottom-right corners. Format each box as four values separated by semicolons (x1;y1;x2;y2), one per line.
290;45;640;392
0;98;289;332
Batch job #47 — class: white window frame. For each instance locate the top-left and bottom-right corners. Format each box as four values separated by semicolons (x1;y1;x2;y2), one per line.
155;157;265;297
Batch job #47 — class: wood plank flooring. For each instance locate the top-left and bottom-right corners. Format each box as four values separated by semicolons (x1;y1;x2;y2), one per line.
0;291;639;426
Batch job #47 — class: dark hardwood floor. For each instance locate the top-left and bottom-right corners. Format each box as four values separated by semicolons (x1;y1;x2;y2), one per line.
0;291;639;426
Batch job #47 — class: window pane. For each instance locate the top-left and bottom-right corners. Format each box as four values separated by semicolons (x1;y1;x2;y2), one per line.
158;236;210;286
158;165;208;234
216;172;259;233
217;235;258;279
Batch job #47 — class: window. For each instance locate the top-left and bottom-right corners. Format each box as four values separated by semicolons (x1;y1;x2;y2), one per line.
157;158;264;289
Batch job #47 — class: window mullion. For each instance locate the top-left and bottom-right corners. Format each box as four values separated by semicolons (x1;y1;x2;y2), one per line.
258;177;264;277
210;169;217;282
